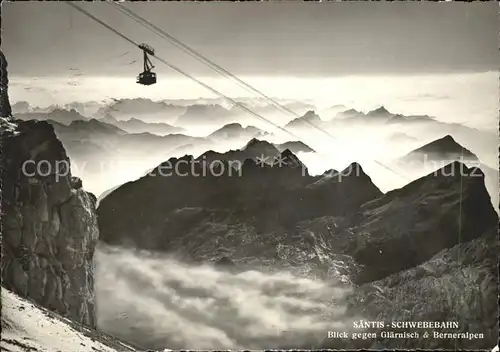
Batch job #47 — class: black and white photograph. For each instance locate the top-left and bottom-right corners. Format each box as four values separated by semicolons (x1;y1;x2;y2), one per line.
1;1;499;351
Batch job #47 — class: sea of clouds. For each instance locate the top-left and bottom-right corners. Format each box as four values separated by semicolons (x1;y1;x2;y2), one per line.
95;244;358;350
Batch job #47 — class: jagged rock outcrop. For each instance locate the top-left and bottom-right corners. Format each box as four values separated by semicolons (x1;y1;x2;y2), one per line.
366;106;391;117
198;138;282;168
17;107;89;125
391;135;499;213
97;148;382;256
1;50;12;118
1;119;99;328
345;162;498;284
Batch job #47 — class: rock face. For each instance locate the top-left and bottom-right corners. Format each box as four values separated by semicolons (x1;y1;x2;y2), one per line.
1;119;99;328
343;227;498;350
0;50;12;118
97;146;382;252
391;135;499;213
345;162;498;284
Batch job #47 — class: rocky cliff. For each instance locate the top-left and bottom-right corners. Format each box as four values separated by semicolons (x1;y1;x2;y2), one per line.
1;118;99;328
97;146;382;251
0;50;12;118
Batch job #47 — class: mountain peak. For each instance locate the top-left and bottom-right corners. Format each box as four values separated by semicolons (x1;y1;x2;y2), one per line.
299;110;322;123
410;134;477;159
285;110;322;128
303;110;319;118
127;117;143;123
340;162;366;176
278;149;308;172
309;162;375;188
368;106;391;116
438;134;456;143
243;138;276;151
280;148;295;157
208;123;262;140
223;122;243;129
343;108;361;114
322;168;340;176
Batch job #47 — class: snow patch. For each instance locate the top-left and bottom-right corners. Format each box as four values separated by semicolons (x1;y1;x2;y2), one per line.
1;287;137;352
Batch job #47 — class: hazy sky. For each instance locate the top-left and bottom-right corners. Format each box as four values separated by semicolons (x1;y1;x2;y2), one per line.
2;1;498;78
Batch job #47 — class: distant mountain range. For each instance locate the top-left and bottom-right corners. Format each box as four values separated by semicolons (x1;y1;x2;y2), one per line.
175;104;236;128
14;98;318;130
284;106;497;167
96;98;186;122
13;102;498;208
286;106;436;129
45;117;214;180
207;122;266;141
12;101;105;116
15;108;89;124
37;116;317;198
99;114;185;135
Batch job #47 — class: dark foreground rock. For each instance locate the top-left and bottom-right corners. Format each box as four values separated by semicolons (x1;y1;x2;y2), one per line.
347;162;497;284
1;50;12;118
1;119;99;327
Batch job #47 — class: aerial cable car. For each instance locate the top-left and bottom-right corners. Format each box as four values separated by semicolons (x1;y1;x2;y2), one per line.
136;43;157;85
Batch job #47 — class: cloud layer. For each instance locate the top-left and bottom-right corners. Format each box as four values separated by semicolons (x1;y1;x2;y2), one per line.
95;245;356;350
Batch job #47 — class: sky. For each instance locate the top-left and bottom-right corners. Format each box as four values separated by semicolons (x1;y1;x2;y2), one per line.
2;1;499;78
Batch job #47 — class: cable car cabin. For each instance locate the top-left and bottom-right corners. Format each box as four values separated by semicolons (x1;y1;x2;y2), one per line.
136;43;157;86
137;71;156;85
